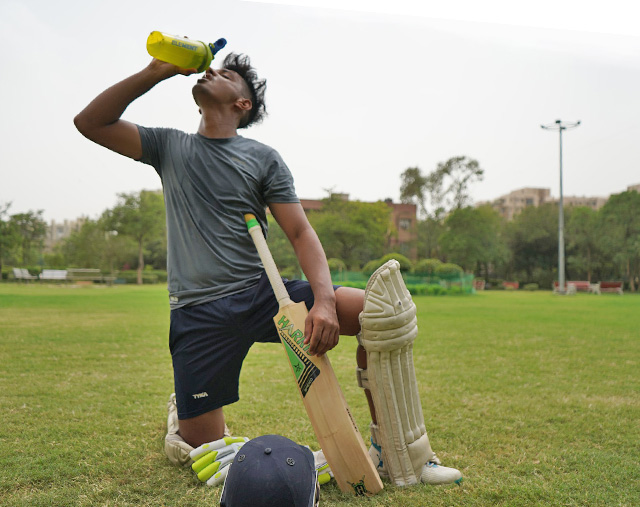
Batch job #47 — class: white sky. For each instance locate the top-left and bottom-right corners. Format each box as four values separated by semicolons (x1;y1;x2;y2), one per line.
1;0;639;223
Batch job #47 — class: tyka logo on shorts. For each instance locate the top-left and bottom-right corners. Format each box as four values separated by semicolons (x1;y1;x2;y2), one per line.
192;392;209;399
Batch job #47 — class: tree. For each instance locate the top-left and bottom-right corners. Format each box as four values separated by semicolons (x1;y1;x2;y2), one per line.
10;210;47;265
431;156;484;212
266;214;301;279
400;167;429;217
61;219;108;269
416;217;445;259
400;157;484;261
104;190;166;285
439;205;509;278
60;217;136;272
400;156;484;219
506;203;562;286
566;206;601;282
308;197;392;269
0;203;19;275
598;190;640;291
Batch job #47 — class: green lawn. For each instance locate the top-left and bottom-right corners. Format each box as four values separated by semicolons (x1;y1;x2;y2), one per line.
0;284;638;506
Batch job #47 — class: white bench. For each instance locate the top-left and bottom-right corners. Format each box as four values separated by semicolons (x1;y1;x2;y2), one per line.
39;269;68;282
66;268;115;286
13;268;37;282
67;268;103;283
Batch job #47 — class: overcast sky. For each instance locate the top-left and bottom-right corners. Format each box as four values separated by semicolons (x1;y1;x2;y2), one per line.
2;0;639;223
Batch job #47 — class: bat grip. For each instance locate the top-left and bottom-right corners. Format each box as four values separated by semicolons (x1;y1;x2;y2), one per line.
245;217;292;307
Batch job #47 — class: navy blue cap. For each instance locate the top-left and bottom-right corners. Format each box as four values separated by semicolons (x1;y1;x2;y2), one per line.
220;435;318;507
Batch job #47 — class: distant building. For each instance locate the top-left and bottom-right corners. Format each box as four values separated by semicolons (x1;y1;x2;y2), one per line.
547;195;607;210
478;187;607;220
477;188;550;220
628;183;640;193
385;199;418;258
45;218;87;251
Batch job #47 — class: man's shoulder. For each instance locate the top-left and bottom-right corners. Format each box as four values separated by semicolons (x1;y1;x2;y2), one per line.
139;125;192;142
234;136;281;160
235;136;274;151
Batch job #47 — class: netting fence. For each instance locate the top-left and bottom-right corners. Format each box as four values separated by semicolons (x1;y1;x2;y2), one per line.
330;271;476;295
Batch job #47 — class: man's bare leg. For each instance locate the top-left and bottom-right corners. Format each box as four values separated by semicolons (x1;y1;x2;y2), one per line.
179;407;227;447
166;287;365;466
335;286;364;335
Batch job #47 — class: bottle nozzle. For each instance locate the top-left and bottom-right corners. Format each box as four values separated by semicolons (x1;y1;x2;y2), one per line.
210;38;227;56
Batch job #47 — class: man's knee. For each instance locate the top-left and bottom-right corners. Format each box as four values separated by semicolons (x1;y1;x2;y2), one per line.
335;286;365;335
178;407;227;448
165;396;228;466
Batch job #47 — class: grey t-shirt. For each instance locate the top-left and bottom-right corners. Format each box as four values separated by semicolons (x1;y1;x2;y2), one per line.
137;126;299;309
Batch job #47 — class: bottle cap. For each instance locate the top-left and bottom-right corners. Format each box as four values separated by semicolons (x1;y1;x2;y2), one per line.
210;38;227;56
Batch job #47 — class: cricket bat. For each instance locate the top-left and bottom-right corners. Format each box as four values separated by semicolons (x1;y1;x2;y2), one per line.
244;214;383;496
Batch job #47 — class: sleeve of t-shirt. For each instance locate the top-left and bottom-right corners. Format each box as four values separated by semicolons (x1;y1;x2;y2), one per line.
137;126;171;176
263;150;300;204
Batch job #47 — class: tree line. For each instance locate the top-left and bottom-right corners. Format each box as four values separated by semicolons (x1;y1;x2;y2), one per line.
399;158;640;291
0;191;166;285
2;156;639;290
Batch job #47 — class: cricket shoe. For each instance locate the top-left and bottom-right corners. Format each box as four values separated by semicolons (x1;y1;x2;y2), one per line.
369;441;462;486
421;461;463;485
165;393;194;467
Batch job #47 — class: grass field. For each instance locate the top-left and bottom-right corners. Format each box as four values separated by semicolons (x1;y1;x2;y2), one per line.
0;284;638;506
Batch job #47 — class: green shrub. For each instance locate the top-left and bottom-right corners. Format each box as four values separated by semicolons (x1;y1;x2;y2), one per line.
378;253;413;272
327;258;347;272
361;260;382;277
406;284;427;296
448;285;464;295
524;283;539;291
336;281;368;290
426;284;447;296
434;263;463;277
280;267;299;280
413;258;443;275
115;270;167;284
1;266;13;280
362;254;413;276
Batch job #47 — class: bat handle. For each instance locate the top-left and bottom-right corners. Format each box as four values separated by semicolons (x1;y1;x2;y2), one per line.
244;214;292;307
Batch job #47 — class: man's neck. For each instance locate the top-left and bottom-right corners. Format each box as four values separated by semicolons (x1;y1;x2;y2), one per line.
197;110;238;139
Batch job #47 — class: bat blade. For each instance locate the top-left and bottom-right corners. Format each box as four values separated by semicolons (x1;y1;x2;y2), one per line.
244;213;382;495
273;300;383;495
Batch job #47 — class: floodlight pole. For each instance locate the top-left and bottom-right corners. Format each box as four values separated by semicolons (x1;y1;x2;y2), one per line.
541;119;581;294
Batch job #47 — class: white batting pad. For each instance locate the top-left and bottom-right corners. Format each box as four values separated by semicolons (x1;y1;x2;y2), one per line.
357;260;434;486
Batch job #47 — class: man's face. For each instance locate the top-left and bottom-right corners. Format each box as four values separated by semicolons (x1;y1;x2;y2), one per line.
192;67;249;107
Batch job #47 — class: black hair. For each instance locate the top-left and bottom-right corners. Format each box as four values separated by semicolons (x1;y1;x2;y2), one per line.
222;53;267;129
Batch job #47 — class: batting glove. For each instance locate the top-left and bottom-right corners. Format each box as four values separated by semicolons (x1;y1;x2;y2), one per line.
312;449;334;486
190;436;249;486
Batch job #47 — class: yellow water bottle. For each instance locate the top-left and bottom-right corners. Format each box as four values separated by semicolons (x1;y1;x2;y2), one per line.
146;31;227;72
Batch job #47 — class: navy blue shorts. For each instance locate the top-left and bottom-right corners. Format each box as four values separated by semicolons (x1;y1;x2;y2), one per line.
170;272;338;419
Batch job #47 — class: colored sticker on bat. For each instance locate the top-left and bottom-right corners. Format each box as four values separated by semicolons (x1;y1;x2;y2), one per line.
280;332;320;396
348;476;369;496
277;316;320;396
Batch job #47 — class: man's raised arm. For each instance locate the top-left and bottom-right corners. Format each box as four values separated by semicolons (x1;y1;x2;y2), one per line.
74;60;195;160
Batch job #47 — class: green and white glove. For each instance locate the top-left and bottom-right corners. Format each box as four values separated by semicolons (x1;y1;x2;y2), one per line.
190;436;249;486
312;449;334;486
